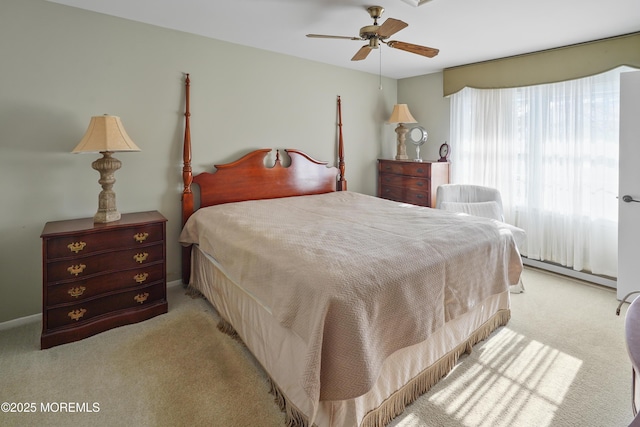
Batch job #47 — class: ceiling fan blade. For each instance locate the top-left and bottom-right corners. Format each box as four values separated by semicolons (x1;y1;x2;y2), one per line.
351;45;372;61
386;40;439;58
377;18;408;38
306;34;361;41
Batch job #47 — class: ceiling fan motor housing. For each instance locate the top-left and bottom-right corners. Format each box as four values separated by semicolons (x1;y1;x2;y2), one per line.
360;25;384;42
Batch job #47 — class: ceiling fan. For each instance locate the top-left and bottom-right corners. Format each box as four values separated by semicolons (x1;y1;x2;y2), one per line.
306;6;439;61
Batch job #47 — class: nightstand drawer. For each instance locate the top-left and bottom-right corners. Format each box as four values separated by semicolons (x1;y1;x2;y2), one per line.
46;262;165;305
46;282;165;329
45;244;164;283
378;161;431;177
41;211;167;349
379;185;430;206
45;223;164;260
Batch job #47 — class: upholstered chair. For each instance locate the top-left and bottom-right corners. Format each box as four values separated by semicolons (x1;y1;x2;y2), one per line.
436;184;526;293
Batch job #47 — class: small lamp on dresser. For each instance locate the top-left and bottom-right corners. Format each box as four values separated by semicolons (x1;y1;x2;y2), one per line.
72;114;140;223
388;104;417;160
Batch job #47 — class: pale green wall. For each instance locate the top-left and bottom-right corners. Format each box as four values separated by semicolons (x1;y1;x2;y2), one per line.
0;0;399;323
397;72;450;162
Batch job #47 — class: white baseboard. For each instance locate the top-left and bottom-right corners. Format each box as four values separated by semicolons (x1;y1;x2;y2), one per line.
167;279;183;288
522;257;617;289
0;313;40;331
0;279;186;332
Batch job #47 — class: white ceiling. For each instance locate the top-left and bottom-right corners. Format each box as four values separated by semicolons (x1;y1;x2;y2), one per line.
48;0;640;80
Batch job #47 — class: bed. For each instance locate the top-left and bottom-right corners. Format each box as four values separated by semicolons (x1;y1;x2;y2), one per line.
178;75;523;426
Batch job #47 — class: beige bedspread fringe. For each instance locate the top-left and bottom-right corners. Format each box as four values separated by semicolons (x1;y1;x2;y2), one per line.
360;309;511;427
184;285;205;299
267;377;312;427
216;317;242;341
216;316;312;426
216;306;509;427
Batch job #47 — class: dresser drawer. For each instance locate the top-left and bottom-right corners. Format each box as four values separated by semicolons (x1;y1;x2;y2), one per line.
46;282;165;329
46;262;165;305
45;243;164;283
379;173;431;191
379;185;430;207
45;223;164;260
377;160;448;208
378;161;431;177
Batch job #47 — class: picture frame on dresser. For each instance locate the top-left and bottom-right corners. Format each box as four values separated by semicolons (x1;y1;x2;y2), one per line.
40;211;168;349
377;159;450;208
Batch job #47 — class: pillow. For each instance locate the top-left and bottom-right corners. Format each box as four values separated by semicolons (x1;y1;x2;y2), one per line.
439;201;503;221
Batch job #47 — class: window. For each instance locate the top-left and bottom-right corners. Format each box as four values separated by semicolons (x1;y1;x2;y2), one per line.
449;67;631;277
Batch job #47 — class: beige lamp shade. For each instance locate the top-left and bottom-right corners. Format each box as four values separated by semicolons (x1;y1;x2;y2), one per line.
388;104;417;124
72;115;141;153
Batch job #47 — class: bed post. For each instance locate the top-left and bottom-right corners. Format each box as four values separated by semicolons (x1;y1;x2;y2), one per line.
337;95;347;191
182;73;193;284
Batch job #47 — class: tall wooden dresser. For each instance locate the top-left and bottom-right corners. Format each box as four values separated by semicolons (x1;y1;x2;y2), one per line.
378;159;450;207
40;211;168;349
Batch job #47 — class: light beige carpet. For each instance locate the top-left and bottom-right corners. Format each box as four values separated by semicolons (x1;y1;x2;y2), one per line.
0;285;285;427
0;267;634;426
389;267;632;427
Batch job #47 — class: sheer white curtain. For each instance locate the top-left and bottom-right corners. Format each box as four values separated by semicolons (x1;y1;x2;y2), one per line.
450;67;629;277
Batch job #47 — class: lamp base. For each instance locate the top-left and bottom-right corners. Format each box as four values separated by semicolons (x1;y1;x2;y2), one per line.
94;208;121;223
394;123;409;160
92;152;122;223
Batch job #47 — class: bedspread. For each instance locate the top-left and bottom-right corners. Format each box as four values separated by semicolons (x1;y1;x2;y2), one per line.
179;191;522;406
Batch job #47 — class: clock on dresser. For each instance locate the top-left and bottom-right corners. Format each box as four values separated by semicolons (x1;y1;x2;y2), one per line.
40;211;168;349
378;159;450;208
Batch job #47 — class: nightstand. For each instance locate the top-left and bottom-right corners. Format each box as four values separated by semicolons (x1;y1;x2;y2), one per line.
378;159;449;207
40;211;168;349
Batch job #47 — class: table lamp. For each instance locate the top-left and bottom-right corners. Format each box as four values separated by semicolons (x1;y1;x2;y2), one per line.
388;104;417;160
72;115;140;223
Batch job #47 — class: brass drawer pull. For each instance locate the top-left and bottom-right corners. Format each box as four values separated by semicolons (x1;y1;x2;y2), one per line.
68;308;87;321
134;293;149;304
416;168;424;173
134;272;149;284
417;181;424;186
133;232;149;243
133;252;149;263
67;286;86;298
67;264;86;276
67;241;86;253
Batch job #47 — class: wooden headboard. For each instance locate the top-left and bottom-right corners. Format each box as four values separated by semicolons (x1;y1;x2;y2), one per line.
180;74;347;283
